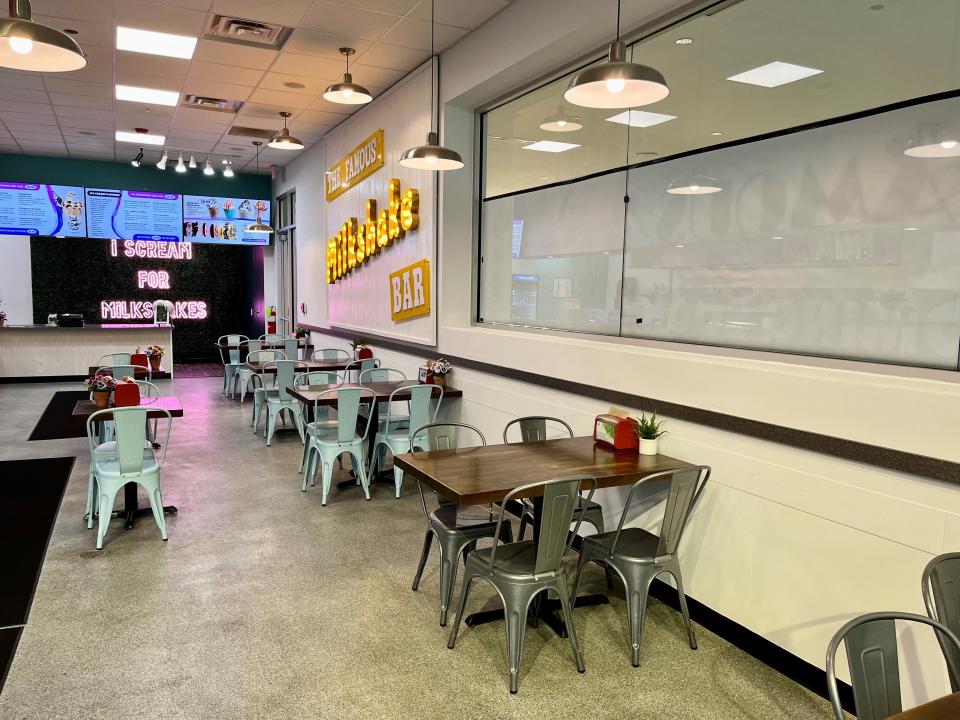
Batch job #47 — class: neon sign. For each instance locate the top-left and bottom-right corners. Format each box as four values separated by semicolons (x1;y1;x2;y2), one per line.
137;270;171;289
326;178;420;284
110;239;193;259
101;300;208;320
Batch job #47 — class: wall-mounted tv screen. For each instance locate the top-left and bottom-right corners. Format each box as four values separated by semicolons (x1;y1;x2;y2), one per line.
0;182;86;237
85;188;182;241
182;195;271;246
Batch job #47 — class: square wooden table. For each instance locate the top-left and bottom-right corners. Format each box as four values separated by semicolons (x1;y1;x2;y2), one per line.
889;693;960;719
88;365;171;380
73;396;183;529
394;435;694;635
246;358;351;374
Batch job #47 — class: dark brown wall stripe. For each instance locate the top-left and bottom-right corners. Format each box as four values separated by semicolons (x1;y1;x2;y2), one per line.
303;324;959;486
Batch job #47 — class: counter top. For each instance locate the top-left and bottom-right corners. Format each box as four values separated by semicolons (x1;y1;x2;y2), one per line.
1;324;174;331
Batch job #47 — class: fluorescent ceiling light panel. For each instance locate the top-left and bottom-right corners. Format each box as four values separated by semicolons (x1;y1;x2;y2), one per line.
606;110;677;127
522;140;581;153
116;27;197;59
115;84;179;107
726;61;822;88
115;130;165;145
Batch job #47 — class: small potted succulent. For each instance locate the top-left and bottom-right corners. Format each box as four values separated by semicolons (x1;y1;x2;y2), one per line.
635;411;665;455
145;345;165;372
0;309;6;327
427;358;453;387
295;326;309;339
85;373;117;408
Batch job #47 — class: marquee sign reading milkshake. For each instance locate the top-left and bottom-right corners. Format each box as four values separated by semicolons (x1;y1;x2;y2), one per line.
326;179;419;284
325;129;385;201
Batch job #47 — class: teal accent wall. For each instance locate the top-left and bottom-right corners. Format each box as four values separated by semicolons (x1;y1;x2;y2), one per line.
0;153;270;198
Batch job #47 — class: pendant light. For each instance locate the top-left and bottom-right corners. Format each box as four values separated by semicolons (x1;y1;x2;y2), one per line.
130;147;143;167
666;175;722;195
399;0;463;171
903;127;960;157
223;161;234;178
564;0;668;109
174;153;187;173
323;47;372;105
188;154;197;169
203;158;214;176
0;0;87;71
247;141;274;234
155;150;168;170
268;111;304;150
539;104;583;132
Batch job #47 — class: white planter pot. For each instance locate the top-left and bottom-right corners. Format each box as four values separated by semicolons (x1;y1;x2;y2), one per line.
639;438;659;456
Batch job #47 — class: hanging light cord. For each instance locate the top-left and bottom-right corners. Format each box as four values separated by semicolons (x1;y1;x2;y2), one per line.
430;0;437;135
615;0;621;42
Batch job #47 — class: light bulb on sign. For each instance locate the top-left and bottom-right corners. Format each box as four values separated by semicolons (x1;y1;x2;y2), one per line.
9;36;33;54
606;77;625;94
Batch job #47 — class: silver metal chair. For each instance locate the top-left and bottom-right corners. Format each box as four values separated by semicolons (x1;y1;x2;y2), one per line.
571;465;710;667
826;611;960;720
410;422;513;627
447;475;597;694
312;348;350;361
922;552;960;692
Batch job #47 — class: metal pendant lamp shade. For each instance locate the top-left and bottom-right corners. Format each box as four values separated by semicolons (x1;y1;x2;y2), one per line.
666;174;722;195
903;126;960;157
0;0;86;72
564;41;668;109
268;111;304;150
247;141;274;234
323;48;372;105
399;131;464;170
539;106;583;132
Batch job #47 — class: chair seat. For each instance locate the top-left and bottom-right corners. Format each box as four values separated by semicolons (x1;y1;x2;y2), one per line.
522;495;602;515
94;454;159;478
94;440;152;458
581;527;661;563
430;504;500;532
465;541;552;580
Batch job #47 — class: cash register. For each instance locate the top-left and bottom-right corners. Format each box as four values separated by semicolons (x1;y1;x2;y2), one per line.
53;313;84;327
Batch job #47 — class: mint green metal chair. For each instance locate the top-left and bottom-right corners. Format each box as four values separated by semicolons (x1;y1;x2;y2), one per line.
344;358;379;383
231;339;264;401
218;334;248;396
283;337;298;361
86;406;172;550
97;352;132;367
370;383;441;498
359;367;409;432
312;348;350;361
250;349;286;432
447;475;596;692
260;333;284;344
295;371;344;473
302;386;375;505
262;359;304;446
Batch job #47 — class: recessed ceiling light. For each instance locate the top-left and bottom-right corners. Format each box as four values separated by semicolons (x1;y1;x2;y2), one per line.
116;27;197;60
675;38;693;45
115;130;165;145
726;61;823;88
77;130;96;136
711;131;723;136
904;227;919;231
674;244;686;248
284;81;306;89
606;110;677;128
522;140;580;153
116;84;179;107
772;235;783;240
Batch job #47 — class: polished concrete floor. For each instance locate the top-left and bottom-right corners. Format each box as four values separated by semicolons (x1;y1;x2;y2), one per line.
0;377;835;719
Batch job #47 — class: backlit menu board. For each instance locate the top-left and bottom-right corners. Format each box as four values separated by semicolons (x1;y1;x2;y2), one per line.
182;195;271;246
85;188;182;241
0;182;86;237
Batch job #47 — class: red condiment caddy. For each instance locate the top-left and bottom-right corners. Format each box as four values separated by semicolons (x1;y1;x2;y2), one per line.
113;380;141;407
593;413;639;451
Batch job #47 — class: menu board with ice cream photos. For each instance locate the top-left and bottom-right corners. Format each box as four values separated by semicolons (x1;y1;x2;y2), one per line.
0;182;86;237
85;188;182;241
182;195;271;246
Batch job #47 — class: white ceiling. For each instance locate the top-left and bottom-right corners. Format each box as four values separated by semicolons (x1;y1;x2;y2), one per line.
0;0;511;172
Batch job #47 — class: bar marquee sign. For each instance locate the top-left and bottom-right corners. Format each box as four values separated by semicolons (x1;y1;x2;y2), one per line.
390;259;430;322
326;178;420;284
325;129;384;201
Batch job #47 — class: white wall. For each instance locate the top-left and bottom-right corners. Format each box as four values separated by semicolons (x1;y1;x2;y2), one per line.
0;236;34;323
287;0;960;706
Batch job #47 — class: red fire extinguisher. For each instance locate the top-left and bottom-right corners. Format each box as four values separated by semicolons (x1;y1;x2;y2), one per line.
267;305;277;335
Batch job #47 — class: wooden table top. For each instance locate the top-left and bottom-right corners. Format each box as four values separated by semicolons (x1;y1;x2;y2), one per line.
245;358;350;373
287;381;458;406
217;339;307;350
87;365;171;379
393;435;693;506
889;693;960;719
72;396;184;420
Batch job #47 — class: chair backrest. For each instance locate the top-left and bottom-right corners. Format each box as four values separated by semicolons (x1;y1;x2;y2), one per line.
248;349;284;365
243;339;264;359
312;348;350;361
98;352;131;366
491;476;596;576
86;406;171;473
503;416;574;444
410;422;485;452
264;360;297;401
383;384;441;435
359;367;406;384
134;380;159;397
97;364;141;379
344;358;380;381
283;338;298;359
826;611;960;720
260;333;283;343
295;371;344;387
217;334;248;365
609;466;711;559
923;552;960;692
308;387;376;443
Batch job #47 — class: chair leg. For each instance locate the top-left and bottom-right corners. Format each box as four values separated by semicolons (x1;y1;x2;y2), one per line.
351;449;370;501
266;407;276;445
145;483;168;541
320;458;333;505
668;564;697;650
446;570;475;649
298;436;311;474
86;465;96;529
239;376;248;403
412;528;433;591
438;538;465;626
556;575;585;673
623;565;657;667
96;486;116;550
393;466;403;499
293;407;305;443
570;547;591;603
504;586;537;693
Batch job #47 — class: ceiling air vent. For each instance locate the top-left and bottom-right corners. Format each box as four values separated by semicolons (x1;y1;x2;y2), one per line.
205;15;291;49
183;95;243;114
227;126;275;139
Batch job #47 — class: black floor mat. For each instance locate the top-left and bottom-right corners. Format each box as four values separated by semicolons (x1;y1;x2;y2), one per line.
27;391;89;441
0;456;73;694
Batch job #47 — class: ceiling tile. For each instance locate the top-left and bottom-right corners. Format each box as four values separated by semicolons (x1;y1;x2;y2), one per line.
210;0;314;26
144;0;214;10
349;63;404;87
247;88;314;109
193;39;278;69
117;0;208;35
257;72;328;96
298;2;402;40
33;16;114;48
116;67;186;93
181;77;253;102
55;106;115;121
55;64;114;86
173;107;235;126
295;109;349;125
0;113;59;127
0;71;45;91
380;17;468;51
50;92;114;110
2;87;51;104
270;52;343;79
33;0;113;24
44;78;113;98
238;103;290;119
409;0;509;29
284;29;372;59
354;41;428;70
188;61;265;87
10;130;67;143
229;114;280;130
334;0;419;14
58;117;117;131
306;95;359;114
0;101;55;116
117;53;190;81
